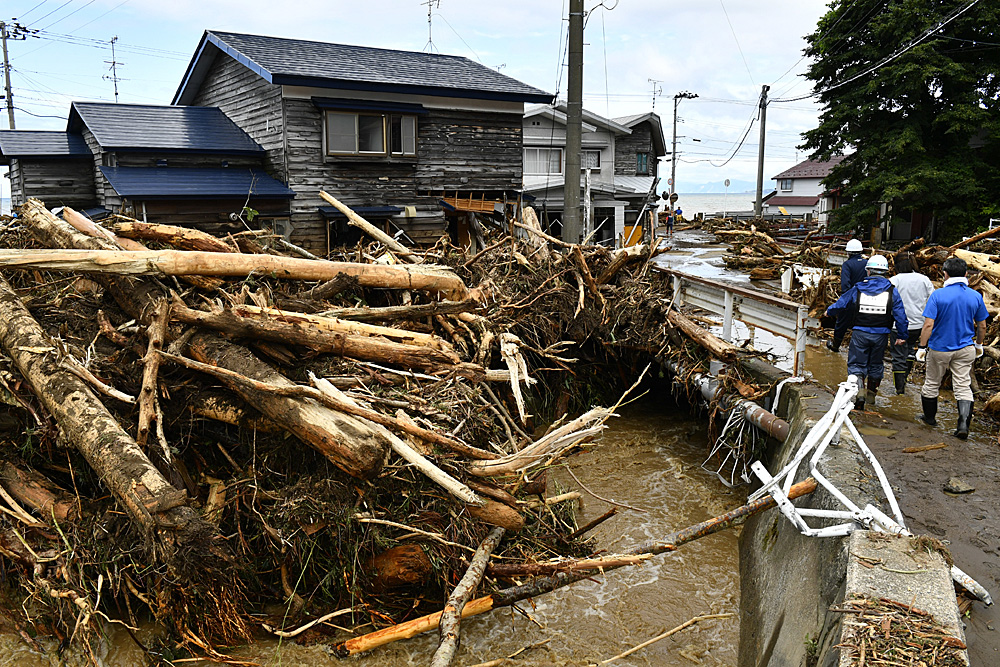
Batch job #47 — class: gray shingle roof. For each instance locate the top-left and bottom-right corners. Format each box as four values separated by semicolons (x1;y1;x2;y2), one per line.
174;31;552;105
0;131;91;162
99;166;294;199
69;102;263;154
773;156;847;180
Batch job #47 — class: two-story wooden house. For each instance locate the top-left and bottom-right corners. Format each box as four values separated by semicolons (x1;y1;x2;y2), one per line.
172;31;552;251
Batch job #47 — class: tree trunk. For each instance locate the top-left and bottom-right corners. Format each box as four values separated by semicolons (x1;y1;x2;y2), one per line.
0;248;469;300
953;249;1000;281
111;219;235;253
187;333;389;479
319;191;420;262
1;462;80;524
666;309;741;361
0;275;195;540
949;226;1000;251
170;302;467;372
315;298;480;323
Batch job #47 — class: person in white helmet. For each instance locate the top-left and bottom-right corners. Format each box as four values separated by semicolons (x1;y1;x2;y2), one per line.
825;254;908;411
840;239;867;293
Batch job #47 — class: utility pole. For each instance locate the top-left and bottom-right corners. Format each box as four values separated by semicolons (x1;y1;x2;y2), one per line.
754;84;770;217
1;22;15;129
562;0;584;244
669;91;697;206
104;36;123;103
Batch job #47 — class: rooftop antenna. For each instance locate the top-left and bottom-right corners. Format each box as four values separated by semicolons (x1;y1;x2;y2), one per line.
422;0;441;53
647;78;663;111
103;36;123;103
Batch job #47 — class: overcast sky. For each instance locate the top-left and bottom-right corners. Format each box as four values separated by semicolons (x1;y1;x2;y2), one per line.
2;0;832;198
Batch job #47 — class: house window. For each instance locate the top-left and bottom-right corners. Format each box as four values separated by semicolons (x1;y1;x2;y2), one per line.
636;152;649;175
325;111;416;157
780;178;793;191
582;150;601;171
525;147;563;175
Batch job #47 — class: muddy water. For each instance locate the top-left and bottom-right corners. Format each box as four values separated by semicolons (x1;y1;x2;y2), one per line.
0;399;743;666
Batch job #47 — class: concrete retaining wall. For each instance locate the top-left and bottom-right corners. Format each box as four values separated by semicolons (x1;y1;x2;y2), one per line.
734;359;966;666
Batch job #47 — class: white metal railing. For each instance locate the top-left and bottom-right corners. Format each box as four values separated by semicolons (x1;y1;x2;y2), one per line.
655;267;809;375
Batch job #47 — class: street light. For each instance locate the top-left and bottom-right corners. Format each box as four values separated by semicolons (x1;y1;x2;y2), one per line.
670;91;698;208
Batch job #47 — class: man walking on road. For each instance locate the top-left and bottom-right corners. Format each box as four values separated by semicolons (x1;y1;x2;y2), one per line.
916;257;988;439
889;252;934;394
841;238;868;293
826;254;908;411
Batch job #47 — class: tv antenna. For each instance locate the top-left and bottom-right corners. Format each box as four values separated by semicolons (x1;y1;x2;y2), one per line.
103;36;124;103
648;78;663;111
422;0;441;53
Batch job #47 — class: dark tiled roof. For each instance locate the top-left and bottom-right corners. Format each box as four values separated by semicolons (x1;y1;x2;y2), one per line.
69;103;263;154
773;155;847;180
174;31;552;105
99;167;295;199
0;130;91;162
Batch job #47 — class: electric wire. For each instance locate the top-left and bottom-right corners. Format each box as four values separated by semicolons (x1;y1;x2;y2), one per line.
39;0;98;31
15;1;50;21
718;0;755;86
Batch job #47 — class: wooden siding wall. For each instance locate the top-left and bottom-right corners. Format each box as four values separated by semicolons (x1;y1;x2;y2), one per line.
614;123;654;176
15;159;96;209
8;160;24;206
82;128;121;209
283;99;524;250
133;198;289;232
191;53;286;179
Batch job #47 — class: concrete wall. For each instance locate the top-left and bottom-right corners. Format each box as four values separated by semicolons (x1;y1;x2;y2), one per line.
734;358;966;666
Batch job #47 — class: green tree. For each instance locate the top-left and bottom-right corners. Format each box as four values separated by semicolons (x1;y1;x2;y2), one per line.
799;0;1000;242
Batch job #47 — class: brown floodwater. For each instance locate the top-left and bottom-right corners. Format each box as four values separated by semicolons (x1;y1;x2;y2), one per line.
0;397;744;666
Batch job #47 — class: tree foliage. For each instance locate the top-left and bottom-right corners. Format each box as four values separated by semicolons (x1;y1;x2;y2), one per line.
800;0;1000;241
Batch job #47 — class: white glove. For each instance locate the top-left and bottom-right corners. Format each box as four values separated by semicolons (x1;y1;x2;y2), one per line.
916;348;927;363
975;344;984;359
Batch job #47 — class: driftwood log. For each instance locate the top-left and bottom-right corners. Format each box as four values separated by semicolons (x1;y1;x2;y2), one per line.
666;309;741;362
0;462;80;524
112;219;236;253
0;248;469;300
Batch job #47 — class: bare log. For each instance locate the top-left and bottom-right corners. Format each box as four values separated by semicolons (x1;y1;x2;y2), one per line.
186;333;389;479
296;272;357;302
170;302;465;372
189;391;281;432
0;248;469;300
1;462;80;524
953;249;1000;281
163;348;498;461
571;245;604;306
111;219;235;253
319;191;419;262
430;527;505;667
317;299;480;323
137;300;170;449
596;244;646;285
666;309;741;362
332;478;819;657
0;275;194;539
62;207;146;251
488;553;651;577
949;226;1000;251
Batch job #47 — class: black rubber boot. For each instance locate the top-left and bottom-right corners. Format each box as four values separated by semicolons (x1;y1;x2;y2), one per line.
919;396;938;426
853;377;866;411
955;400;973;439
893;371;907;395
865;378;880;408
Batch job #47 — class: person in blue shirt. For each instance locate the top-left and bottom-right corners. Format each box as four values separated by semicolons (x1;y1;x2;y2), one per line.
915;257;988;439
825;254;908;411
840;238;868;293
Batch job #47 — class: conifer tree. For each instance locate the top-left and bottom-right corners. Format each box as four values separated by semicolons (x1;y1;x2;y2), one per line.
799;0;999;241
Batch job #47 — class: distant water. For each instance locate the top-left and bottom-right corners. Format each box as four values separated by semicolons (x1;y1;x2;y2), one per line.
669;192;757;217
1;197;10;216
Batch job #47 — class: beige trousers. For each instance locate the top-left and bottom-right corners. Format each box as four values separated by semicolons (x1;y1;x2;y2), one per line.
921;346;976;402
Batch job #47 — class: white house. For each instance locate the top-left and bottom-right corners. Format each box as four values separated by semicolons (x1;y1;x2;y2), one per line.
764;155;846;222
522;104;665;245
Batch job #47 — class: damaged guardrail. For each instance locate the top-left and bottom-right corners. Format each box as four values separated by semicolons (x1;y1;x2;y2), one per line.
748;375;994;606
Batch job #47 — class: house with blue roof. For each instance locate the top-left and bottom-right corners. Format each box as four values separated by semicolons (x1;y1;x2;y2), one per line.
173;30;552;251
1;101;295;231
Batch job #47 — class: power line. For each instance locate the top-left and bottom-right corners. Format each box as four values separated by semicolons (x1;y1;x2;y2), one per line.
31;0;73;25
15;1;50;21
773;0;982;103
39;0;99;31
718;0;755;86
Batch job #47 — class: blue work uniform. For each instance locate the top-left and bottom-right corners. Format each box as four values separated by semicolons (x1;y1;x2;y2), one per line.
826;275;908;383
923;281;988;352
840;254;868;293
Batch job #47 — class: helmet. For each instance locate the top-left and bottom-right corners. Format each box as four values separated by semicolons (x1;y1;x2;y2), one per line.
866;255;889;272
846;239;863;253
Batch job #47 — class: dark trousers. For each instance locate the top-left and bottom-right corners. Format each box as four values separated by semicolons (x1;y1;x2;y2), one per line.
890;329;921;374
847;329;889;382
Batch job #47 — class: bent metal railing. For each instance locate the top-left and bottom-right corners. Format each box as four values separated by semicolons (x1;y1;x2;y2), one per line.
654;267;809;376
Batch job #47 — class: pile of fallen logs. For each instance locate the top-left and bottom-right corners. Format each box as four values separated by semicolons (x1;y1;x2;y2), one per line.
712;224;832;278
0;195;708;661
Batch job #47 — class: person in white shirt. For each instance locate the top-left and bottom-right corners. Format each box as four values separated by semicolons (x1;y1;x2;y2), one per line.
888;252;935;394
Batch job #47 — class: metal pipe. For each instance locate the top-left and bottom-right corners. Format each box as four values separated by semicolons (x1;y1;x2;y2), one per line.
663;359;790;442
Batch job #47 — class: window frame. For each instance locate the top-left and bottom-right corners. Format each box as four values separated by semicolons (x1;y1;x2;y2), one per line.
581;149;601;172
524;147;564;175
636;152;649;176
780;178;793;191
324;110;417;158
